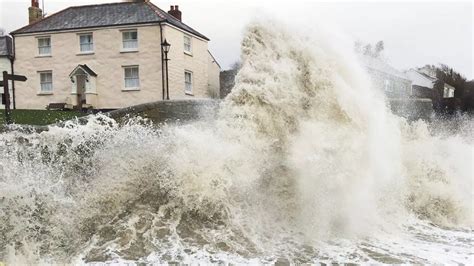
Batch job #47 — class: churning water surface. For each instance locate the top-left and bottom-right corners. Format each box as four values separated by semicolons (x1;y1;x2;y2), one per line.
0;21;473;264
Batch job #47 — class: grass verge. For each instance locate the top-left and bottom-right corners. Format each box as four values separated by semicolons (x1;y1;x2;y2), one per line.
0;109;86;126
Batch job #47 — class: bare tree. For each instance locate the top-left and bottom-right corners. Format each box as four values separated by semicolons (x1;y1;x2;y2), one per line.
354;41;362;53
356;40;384;58
374;41;384;57
363;44;373;56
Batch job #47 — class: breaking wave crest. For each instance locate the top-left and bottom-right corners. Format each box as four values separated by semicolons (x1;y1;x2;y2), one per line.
0;21;472;264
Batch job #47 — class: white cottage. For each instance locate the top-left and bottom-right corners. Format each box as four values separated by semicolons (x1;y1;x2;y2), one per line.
360;55;412;98
11;0;221;110
405;69;455;99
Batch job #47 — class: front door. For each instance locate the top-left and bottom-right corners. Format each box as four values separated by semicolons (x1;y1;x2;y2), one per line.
76;75;86;109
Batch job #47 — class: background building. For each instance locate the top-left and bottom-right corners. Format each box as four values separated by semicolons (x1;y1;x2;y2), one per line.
405;68;455;99
360;55;412;98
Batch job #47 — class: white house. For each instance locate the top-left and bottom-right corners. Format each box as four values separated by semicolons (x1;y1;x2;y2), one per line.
360;55;412;98
405;69;455;99
11;0;221;110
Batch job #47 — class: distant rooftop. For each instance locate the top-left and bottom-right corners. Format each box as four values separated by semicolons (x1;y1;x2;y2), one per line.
0;35;13;57
417;71;437;81
11;1;209;40
360;55;410;80
405;69;437;89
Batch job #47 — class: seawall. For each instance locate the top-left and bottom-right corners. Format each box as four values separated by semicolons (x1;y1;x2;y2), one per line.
105;99;220;124
0;99;220;133
388;98;433;120
0;98;433;133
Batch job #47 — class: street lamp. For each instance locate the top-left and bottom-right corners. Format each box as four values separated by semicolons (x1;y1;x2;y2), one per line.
161;39;171;100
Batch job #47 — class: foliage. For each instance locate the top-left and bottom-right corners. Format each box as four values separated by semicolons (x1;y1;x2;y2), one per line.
422;64;466;90
354;40;384;58
230;61;242;72
0;109;86;125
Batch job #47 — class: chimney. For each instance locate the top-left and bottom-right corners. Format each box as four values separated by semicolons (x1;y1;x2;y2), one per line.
28;0;43;24
168;5;182;21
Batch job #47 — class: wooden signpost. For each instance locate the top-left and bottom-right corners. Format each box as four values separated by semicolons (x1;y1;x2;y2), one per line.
1;71;27;124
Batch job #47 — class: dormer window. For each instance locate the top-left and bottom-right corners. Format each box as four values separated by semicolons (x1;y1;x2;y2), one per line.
79;33;94;53
37;37;51;56
122;30;138;51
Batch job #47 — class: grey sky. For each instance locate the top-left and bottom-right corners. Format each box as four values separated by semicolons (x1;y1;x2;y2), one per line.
0;0;472;78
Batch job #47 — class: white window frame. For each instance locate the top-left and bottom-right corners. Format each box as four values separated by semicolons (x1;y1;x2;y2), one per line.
123;66;140;91
384;79;393;92
39;71;53;94
78;33;94;53
184;35;192;54
184;70;193;95
444;87;454;98
37;36;51;56
121;30;138;52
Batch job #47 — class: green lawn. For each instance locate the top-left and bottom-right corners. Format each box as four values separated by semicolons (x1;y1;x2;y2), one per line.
0;109;87;126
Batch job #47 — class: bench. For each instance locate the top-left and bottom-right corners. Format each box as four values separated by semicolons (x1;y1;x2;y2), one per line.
46;103;66;110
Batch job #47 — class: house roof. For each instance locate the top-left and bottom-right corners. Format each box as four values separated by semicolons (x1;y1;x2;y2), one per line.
10;1;209;41
417;71;437;81
414;70;456;90
208;50;221;69
360;55;410;80
405;69;436;89
0;35;13;57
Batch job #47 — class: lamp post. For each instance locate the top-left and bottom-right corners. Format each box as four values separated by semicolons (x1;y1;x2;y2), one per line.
161;39;171;100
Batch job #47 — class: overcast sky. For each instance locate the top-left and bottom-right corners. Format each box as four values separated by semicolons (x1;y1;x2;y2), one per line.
0;0;472;78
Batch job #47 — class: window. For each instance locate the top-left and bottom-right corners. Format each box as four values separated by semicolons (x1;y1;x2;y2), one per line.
184;35;192;53
122;30;138;50
38;37;51;55
39;71;53;93
79;34;93;53
184;71;193;94
444;87;454;98
124;66;139;89
384;79;393;92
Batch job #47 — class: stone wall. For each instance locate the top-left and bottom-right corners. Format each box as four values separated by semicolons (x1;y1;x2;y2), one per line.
1;98;435;134
105;98;219;124
389;98;433;120
0;99;219;132
105;98;434;123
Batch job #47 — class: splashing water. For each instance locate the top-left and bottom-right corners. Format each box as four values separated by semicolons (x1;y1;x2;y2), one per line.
0;21;472;264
